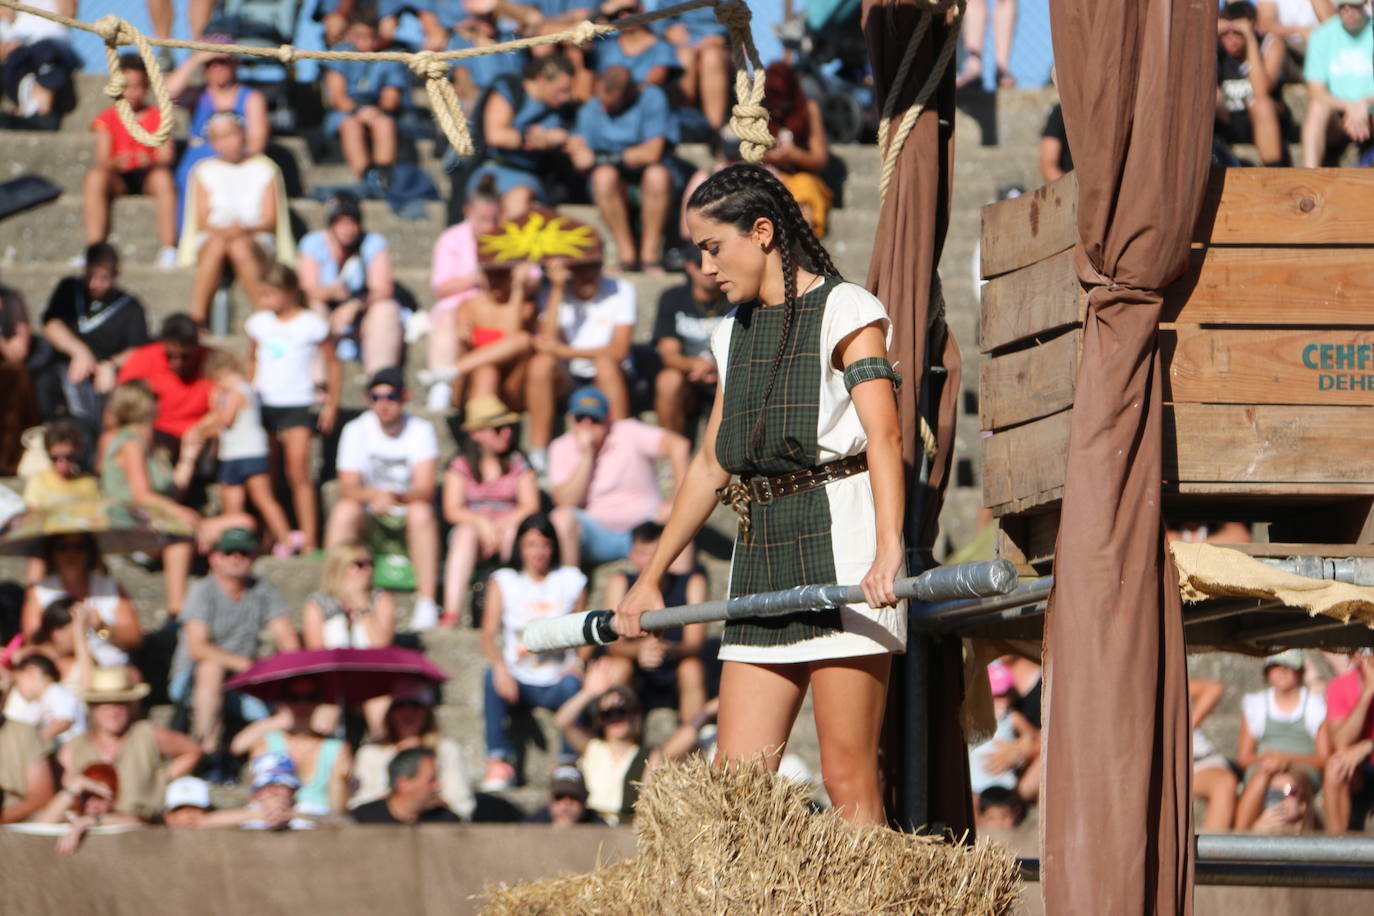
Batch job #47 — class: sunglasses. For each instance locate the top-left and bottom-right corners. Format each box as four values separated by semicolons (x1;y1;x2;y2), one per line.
221;549;252;558
286;691;321;703
600;706;632;722
48;452;79;465
368;390;403;403
52;539;88;551
552;793;583;802
391;698;427;709
572;413;602;424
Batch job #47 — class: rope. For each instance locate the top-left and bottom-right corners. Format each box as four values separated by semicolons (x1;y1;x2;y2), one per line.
0;0;774;163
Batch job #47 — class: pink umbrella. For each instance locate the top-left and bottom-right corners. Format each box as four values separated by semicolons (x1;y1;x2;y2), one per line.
224;648;448;707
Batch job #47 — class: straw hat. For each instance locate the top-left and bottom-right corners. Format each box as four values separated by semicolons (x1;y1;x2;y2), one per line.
462;395;522;432
82;667;151;704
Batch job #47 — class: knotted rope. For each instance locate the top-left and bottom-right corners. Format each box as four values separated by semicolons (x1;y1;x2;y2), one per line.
0;0;774;164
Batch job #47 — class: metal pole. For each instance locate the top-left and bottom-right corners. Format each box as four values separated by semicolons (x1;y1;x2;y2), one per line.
1016;855;1374;889
1197;834;1374;863
911;578;1054;630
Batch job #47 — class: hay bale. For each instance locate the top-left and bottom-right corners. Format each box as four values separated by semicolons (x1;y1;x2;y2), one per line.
483;758;1021;915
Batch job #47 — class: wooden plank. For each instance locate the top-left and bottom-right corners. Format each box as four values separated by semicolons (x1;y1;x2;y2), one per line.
1166;404;1374;485
1163;246;1374;324
1165;329;1374;406
980;248;1084;353
981;409;1071;511
1196;168;1374;245
979;173;1078;279
980;329;1081;430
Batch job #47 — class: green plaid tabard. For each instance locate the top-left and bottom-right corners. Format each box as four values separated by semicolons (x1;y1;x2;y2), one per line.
716;278;843;648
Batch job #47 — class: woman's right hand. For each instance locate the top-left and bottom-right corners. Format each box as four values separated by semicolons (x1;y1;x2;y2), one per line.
613;582;664;640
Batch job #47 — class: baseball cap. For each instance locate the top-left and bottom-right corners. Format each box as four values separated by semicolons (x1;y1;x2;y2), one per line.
250;752;301;792
165;776;212;811
324;191;363;226
368;366;407;393
549;764;588;802
1263;649;1305;671
987;660;1014;697
568;385;609;422
391;676;438;706
213;527;258;555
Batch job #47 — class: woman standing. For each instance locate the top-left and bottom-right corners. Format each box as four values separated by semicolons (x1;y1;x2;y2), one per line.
614;164;905;826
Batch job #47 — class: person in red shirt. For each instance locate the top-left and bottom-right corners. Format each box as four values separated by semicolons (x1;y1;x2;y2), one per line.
1323;651;1374;834
116;313;214;461
83;54;178;269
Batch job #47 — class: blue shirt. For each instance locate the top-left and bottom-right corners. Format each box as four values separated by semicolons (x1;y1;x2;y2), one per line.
324;44;410;108
488;78;572;171
448;29;525;89
298;230;389;295
574;84;675;152
652;0;727;42
593;35;680;83
533;0;591;18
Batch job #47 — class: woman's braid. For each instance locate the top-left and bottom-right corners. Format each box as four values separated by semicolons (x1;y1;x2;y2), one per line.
750;229;797;453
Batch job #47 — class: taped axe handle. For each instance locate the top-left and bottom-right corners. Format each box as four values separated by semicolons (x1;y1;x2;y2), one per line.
521;559;1018;654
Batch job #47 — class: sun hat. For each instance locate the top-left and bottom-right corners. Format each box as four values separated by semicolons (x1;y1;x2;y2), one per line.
461;395;522;432
81;666;151;704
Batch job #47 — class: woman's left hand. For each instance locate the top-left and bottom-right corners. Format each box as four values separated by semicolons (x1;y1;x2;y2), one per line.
859;541;903;609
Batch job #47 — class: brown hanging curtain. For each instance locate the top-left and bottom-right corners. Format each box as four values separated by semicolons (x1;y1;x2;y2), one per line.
861;0;969;832
1041;0;1214;909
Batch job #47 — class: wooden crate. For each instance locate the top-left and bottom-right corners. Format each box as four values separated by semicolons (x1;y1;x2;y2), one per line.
979;169;1374;567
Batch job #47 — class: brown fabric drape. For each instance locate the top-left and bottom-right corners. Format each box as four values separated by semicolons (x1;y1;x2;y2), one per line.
861;0;969;832
1042;0;1214;910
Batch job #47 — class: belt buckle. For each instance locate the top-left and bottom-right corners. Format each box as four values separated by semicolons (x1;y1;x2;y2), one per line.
752;476;775;505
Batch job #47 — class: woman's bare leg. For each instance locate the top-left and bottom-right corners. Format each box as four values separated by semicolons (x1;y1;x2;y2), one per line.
809;654;891;825
281;427;318;550
713;660;809;772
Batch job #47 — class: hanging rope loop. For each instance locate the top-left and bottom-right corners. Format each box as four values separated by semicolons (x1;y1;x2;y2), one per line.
92;13;175;147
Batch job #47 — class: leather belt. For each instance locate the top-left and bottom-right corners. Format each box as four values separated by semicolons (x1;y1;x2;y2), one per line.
717;453;868;539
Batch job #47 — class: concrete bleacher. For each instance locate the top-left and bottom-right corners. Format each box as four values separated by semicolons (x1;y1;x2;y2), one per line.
12;76;1290;815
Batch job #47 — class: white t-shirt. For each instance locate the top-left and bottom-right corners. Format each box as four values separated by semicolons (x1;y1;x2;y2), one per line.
1272;0;1319;32
493;566;586;687
2;682;86;742
542;276;636;378
1242;687;1326;740
216;380;269;460
33;572;127;669
246;309;330;407
336;411;439;494
194;157;278;229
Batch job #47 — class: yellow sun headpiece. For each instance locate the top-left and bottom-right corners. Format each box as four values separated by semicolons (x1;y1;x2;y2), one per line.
477;209;603;266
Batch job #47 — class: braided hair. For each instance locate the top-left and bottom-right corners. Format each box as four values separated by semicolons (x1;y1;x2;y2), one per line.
686;164;841;453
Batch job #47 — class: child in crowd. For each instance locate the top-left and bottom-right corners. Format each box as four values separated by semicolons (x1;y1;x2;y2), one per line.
323;17;409;189
450;260;537;410
195;350;299;557
246;264;339;554
968;660;1039;810
8;652;85;745
975;786;1026;831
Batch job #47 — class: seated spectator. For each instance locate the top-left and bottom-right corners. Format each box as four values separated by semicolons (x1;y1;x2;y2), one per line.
441;397;540;626
33;245;149;441
1038;103;1073;184
1258;0;1334;57
651;247;727;436
21;420;99;509
0;278;37;475
480;513;586;790
36;762;140;855
324;17;409;191
298;193;404;376
21;538;142;671
1191;677;1239;832
1237;650;1331;799
655;0;731;131
958;0;1017;88
168;528;299;769
193;350;298;556
763;61;833;238
595;0;679;89
0;0;80;129
379;0;458;49
161;775;215;828
554;667;652;825
446;8;526;111
57;667;201;821
0;717;55;823
468;52;577;219
450;259;540;412
350;678;476;820
523;763;606;826
246;265;339;554
180;112;292;327
231;676;354;817
116;314;213;463
1322;650;1374;833
326;368;442;630
236;752;316;830
567;66;680;271
968;661;1039;808
7;652;84;746
974;786;1026;832
303;543;398;735
427;177;503;410
19;597;92;690
547;386;689;567
1300;0;1374;167
165;36;270;217
600;523;708;721
1236;764;1320;833
1216;3;1290;167
83;54;178;268
527;261;636;464
352;747;461;824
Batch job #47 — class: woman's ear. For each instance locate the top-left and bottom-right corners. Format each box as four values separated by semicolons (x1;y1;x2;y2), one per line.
751;216;775;251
